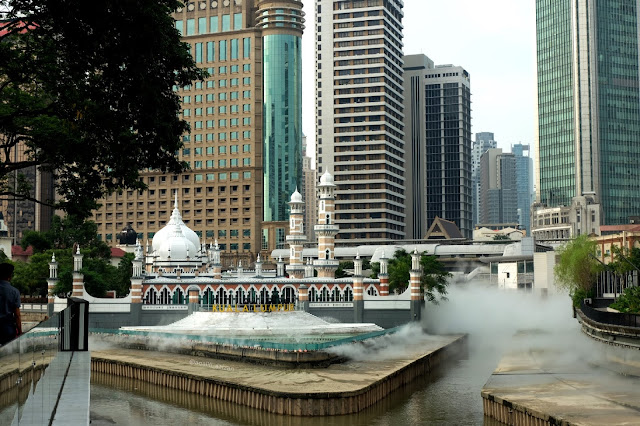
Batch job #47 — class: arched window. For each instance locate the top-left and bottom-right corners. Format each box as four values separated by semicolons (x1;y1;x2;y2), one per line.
332;287;340;302
367;286;378;296
202;288;214;306
146;288;158;305
309;287;317;302
159;288;171;304
344;287;353;302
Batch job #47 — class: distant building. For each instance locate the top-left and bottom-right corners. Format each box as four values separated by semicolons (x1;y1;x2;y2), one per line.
479;149;518;225
511;143;534;233
301;135;317;243
471;133;497;226
403;54;472;239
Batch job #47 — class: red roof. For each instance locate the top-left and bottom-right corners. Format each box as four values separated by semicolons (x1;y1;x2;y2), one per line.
11;245;33;256
110;247;126;258
0;20;37;38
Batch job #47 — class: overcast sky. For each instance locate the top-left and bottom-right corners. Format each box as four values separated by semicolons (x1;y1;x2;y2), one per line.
300;0;537;162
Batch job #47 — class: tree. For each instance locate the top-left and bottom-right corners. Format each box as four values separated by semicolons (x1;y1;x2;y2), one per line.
21;215;110;256
386;249;450;303
554;234;603;306
335;261;353;278
610;286;640;314
1;0;207;217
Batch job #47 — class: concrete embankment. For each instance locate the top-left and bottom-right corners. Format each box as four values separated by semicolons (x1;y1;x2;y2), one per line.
91;334;466;416
482;350;640;425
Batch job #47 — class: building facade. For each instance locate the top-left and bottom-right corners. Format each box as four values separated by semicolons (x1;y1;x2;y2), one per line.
479;148;518;225
91;0;304;266
511;143;534;233
471;132;497;227
315;0;406;243
423;63;473;239
536;0;640;225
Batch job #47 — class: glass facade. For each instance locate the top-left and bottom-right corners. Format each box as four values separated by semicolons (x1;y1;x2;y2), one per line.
536;0;575;208
536;0;640;224
595;0;640;224
263;34;302;222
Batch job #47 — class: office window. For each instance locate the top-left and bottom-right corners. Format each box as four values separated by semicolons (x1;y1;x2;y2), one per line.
230;145;239;153
186;19;195;35
231;65;239;73
206;120;214;128
198;17;206;34
207;41;215;62
206;160;214;167
230;91;238;100
207;173;215;181
206;93;214;102
243;104;251;112
219;40;227;60
222;14;230;31
230;158;238;166
210;16;218;33
230;172;239;180
243;171;251;179
242;90;250;99
231;39;239;60
243;38;250;58
183;109;190;117
206;134;214;142
219;66;227;74
218;132;227;140
219;92;227;101
195;107;202;116
231;105;239;113
219;173;227;180
195;134;203;142
206;106;214;115
243;64;251;72
219;119;227;127
195;94;202;102
175;20;183;35
183;96;191;104
219;146;227;154
234;13;242;29
230;132;238;140
219;79;227;87
243;77;251;85
243;158;251;166
195;174;203;182
242;144;251;152
206;147;214;154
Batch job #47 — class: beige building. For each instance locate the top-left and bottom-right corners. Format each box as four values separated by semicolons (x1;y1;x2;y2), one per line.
92;0;304;268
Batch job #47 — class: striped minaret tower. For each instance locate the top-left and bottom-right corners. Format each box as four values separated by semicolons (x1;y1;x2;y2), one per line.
379;251;389;296
286;188;306;279
47;253;58;316
314;171;339;278
410;248;422;321
353;252;364;322
72;245;84;298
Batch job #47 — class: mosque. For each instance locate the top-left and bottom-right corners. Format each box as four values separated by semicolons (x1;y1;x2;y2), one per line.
48;171;425;327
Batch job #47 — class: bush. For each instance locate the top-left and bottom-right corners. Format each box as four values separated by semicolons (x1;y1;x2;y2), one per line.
610;286;640;314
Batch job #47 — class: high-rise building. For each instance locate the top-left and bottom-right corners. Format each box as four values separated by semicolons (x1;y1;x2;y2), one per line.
511;143;534;233
478;148;518;225
536;0;640;225
315;0;406;243
403;55;472;239
301;135;317;243
471;132;497;226
91;0;305;266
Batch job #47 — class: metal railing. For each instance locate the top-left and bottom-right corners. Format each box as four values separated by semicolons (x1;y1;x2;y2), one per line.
580;301;640;329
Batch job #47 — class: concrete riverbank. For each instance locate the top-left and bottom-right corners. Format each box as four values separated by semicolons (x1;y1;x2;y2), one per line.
482;349;640;425
91;333;465;416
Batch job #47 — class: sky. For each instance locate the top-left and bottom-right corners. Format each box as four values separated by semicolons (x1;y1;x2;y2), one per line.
300;0;538;163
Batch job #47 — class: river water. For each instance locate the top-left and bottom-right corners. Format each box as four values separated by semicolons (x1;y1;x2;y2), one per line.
89;287;577;425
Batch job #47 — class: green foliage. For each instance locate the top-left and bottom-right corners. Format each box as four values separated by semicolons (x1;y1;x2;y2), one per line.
387;249;451;303
22;215;109;255
610;286;640;314
571;287;594;309
554;234;603;301
335;261;353;279
493;234;511;241
369;261;380;279
1;0;207;217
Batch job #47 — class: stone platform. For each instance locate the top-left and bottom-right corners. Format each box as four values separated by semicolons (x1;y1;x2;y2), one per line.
91;333;465;416
482;349;640;425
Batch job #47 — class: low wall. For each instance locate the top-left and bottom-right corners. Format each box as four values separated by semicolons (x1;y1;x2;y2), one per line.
91;335;466;416
482;393;566;426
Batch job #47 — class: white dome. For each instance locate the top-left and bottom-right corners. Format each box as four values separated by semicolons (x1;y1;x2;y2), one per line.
152;193;201;254
158;224;198;261
290;188;303;203
319;170;334;185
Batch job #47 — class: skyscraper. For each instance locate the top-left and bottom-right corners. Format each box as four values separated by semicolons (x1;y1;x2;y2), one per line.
536;0;640;225
512;143;534;233
315;0;406;243
478;148;518;225
402;55;472;239
91;0;305;265
471;132;497;227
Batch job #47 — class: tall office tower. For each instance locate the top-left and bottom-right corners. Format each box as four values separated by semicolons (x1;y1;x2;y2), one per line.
0;142;54;245
536;0;640;225
478;149;518;225
471;132;497;226
301;135;318;243
423;62;473;239
91;0;305;266
512;143;534;233
315;0;406;243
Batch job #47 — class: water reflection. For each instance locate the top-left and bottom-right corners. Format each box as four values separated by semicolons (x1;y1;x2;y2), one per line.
90;340;502;426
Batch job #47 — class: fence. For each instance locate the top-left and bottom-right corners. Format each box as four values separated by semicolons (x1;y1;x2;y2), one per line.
580;301;640;329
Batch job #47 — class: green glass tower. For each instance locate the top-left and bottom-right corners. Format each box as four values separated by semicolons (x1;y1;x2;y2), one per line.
536;0;640;225
256;1;304;222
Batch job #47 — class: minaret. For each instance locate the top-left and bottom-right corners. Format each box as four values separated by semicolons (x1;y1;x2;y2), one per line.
47;253;58;315
410;248;422;321
211;240;222;279
314;171;339;278
255;254;263;278
131;242;144;304
286;188;306;279
379;251;389;296
353;252;364;322
72;245;84;298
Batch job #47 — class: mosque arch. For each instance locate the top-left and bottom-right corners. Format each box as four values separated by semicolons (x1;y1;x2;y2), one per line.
366;285;378;296
281;285;296;304
308;286;318;302
318;285;330;302
202;287;215;306
159;287;171;304
145;287;158;305
172;287;186;304
343;286;353;302
331;285;341;302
